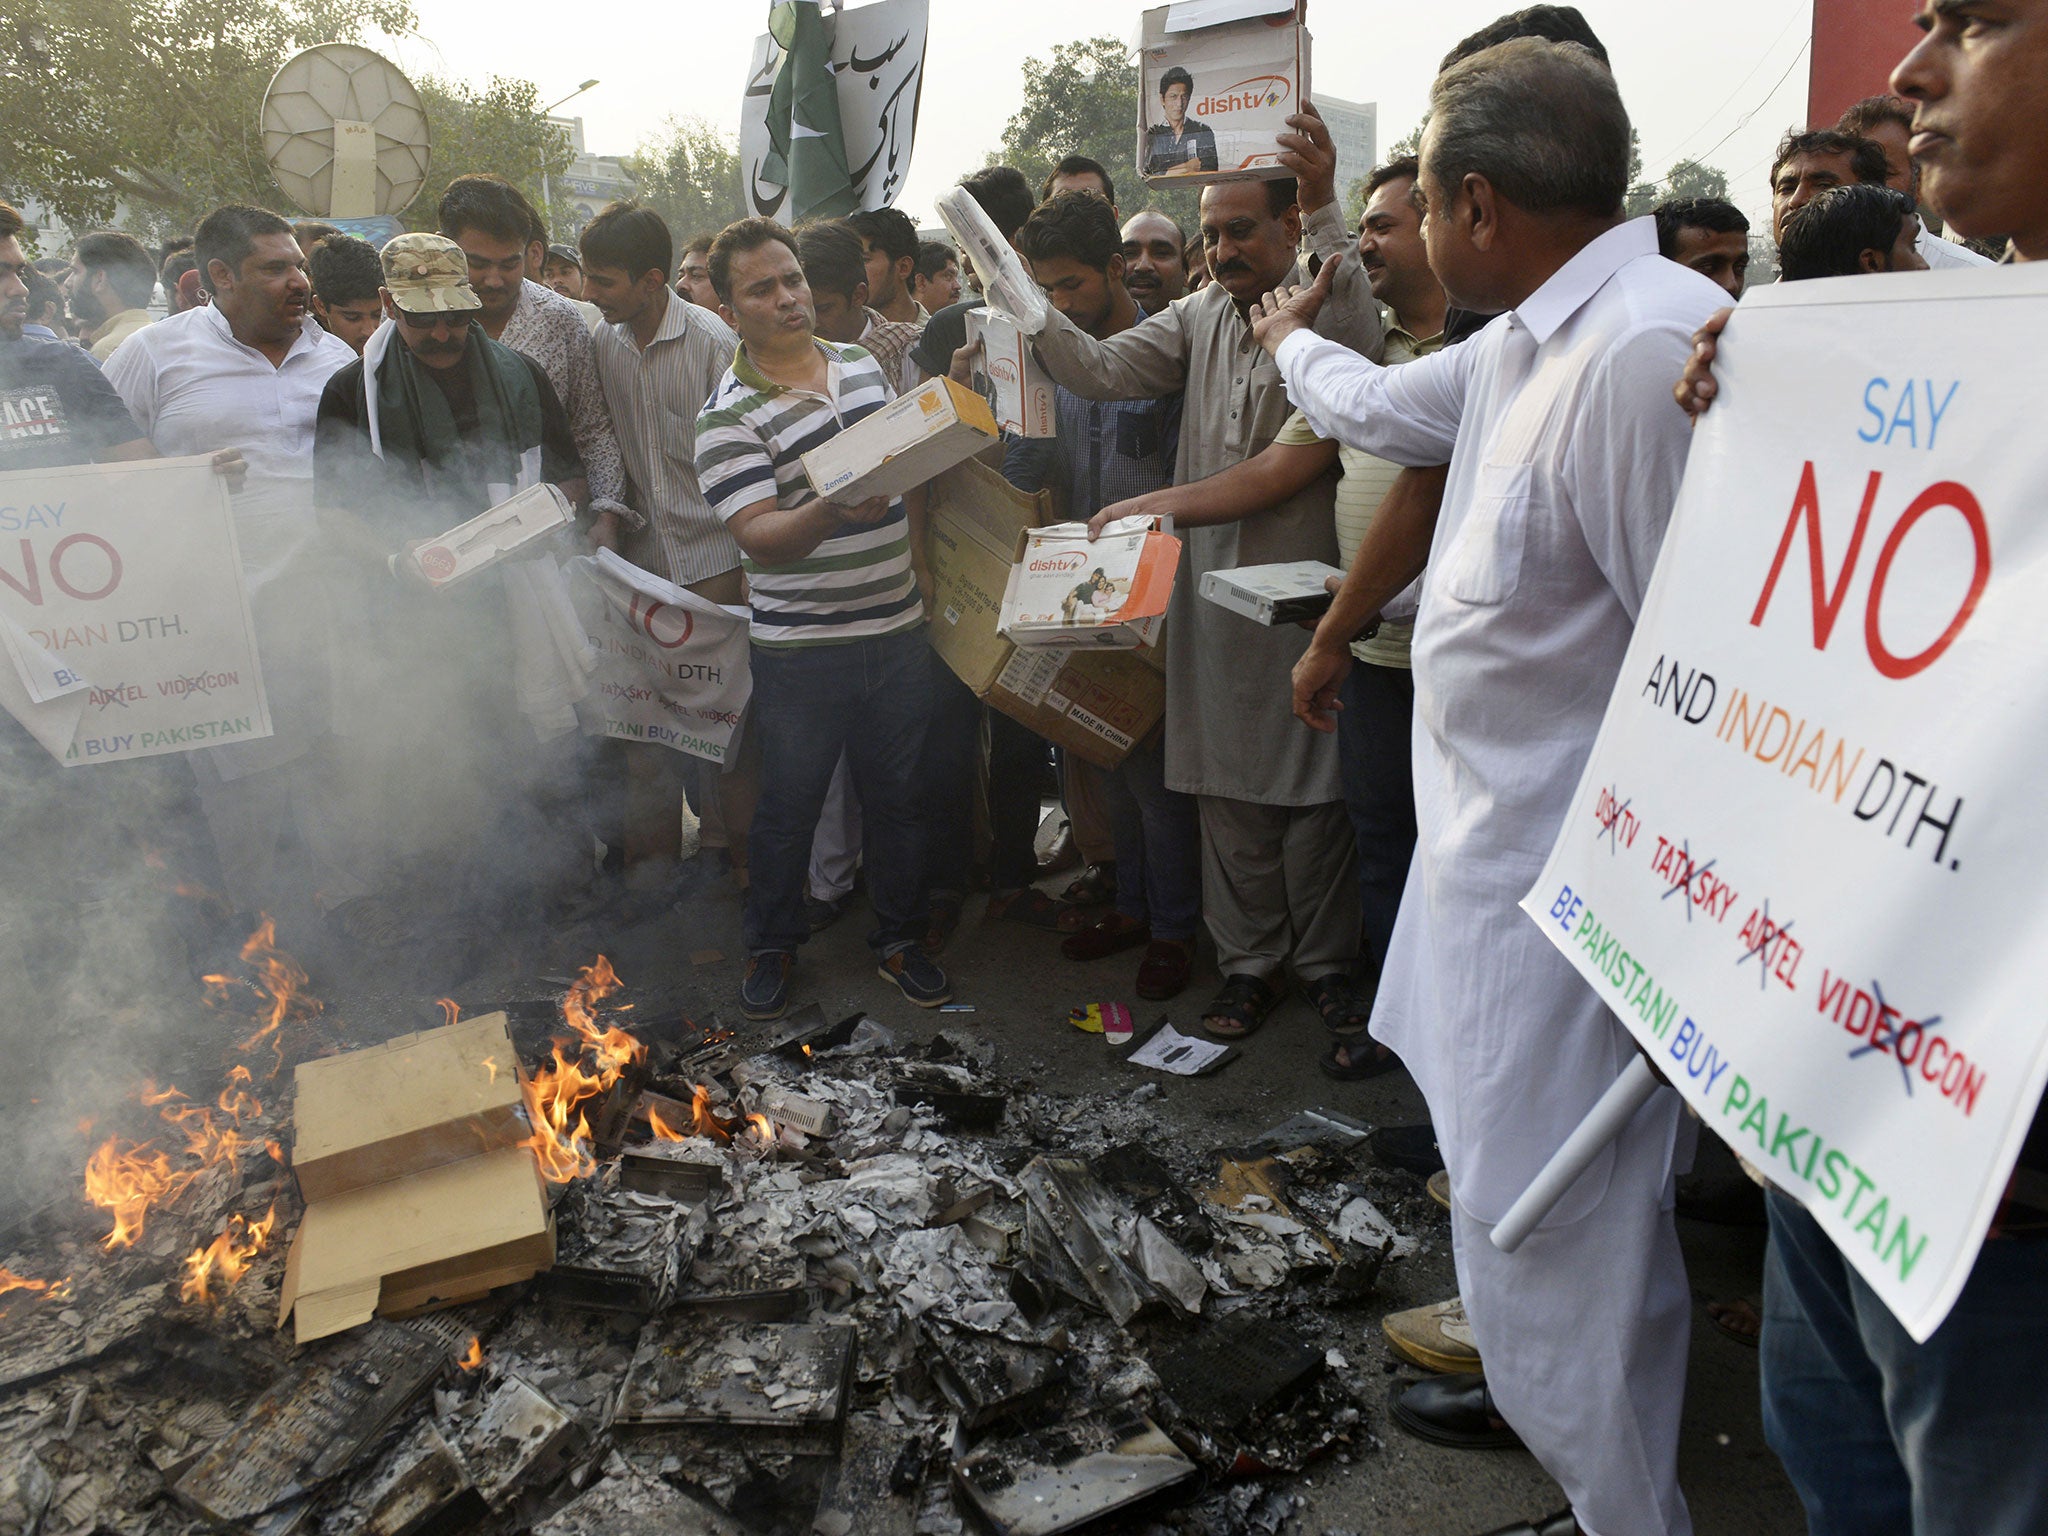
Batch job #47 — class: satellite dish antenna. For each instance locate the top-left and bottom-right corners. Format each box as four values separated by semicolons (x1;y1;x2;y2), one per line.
261;44;432;219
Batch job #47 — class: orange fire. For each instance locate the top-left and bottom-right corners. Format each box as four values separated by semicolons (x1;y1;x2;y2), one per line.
458;1335;485;1372
745;1113;777;1146
202;917;321;1074
647;1105;687;1142
518;958;647;1185
85;1064;273;1247
0;1267;72;1302
179;1204;278;1306
437;998;462;1027
85;1138;195;1248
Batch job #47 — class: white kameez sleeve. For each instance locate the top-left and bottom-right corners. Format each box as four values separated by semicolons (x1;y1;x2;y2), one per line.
1273;328;1469;466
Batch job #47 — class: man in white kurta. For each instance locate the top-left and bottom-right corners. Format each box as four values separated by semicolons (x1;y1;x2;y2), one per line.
1258;40;1728;1536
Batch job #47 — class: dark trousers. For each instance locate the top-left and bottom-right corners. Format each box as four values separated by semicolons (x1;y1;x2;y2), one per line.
1337;661;1417;979
744;627;932;957
1103;737;1201;942
1762;1188;2048;1535
922;661;1045;899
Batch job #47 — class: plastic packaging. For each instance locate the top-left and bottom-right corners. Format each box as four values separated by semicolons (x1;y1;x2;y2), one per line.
934;184;1052;336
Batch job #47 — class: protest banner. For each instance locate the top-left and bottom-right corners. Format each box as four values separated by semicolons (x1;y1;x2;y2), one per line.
740;0;928;216
566;549;751;765
0;455;271;766
1519;264;2048;1341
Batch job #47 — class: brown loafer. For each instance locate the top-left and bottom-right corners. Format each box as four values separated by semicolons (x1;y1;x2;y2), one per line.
1060;914;1151;962
1135;939;1193;1000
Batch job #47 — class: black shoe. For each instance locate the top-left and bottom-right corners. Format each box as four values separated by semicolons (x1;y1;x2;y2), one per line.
877;946;951;1007
1372;1122;1445;1178
806;892;853;932
1477;1513;1577;1536
740;951;794;1021
1390;1372;1523;1450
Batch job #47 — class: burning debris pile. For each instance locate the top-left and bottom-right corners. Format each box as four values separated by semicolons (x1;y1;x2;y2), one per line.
0;940;1440;1536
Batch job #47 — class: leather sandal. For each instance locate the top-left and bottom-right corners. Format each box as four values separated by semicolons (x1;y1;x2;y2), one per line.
1200;973;1277;1040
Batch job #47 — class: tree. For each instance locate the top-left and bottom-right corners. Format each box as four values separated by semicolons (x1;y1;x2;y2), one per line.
1;0;419;239
1628;151;1730;218
405;75;572;232
626;117;749;244
988;36;1200;232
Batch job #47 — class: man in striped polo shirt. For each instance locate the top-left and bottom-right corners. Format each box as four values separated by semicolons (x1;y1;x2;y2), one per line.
695;217;950;1021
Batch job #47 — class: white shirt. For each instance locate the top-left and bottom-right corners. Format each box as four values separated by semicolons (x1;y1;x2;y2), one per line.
104;303;354;771
1274;218;1727;1224
1917;221;1995;270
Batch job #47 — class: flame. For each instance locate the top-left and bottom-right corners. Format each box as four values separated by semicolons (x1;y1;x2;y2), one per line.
480;1056;500;1085
85;1138;195;1248
265;1139;286;1164
86;1062;274;1246
0;1267;72;1302
689;1084;732;1141
179;1204;278;1306
458;1336;485;1372
202;917;321;1074
437;998;462;1027
745;1113;777;1146
647;1105;686;1142
516;958;646;1185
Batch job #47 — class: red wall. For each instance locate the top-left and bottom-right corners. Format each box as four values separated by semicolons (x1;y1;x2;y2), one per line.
1808;0;1923;126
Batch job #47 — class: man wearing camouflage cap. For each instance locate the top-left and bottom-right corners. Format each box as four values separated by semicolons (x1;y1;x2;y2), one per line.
311;232;593;978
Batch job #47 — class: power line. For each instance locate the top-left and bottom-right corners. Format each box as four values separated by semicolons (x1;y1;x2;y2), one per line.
1657;35;1812;188
1645;11;1804;172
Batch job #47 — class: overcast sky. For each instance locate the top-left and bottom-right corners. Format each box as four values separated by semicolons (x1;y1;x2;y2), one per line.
383;1;1918;231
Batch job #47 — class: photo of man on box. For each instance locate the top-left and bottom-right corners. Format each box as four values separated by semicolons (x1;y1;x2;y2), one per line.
1145;67;1220;176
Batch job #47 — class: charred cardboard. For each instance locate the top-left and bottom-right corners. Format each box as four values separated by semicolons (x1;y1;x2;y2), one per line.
292;1011;527;1203
278;1146;555;1344
925;459;1167;770
1137;1;1312;188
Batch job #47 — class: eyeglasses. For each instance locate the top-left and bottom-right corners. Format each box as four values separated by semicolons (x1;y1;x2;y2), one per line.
395;306;473;331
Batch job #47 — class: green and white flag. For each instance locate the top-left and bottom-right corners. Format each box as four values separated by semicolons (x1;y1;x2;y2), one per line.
742;0;928;220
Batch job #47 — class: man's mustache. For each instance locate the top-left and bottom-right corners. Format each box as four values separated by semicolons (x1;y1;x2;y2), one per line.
1215;259;1255;278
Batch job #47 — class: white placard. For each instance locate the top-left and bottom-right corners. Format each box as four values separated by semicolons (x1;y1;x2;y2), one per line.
0;456;271;765
567;550;752;764
1520;265;2048;1341
740;0;929;216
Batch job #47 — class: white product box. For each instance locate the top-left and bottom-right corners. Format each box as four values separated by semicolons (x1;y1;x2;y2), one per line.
966;308;1056;438
801;377;1000;504
1137;1;1312;187
411;482;573;589
1199;559;1345;625
998;517;1182;650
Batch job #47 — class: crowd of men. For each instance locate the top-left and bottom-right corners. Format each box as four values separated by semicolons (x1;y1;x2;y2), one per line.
2;1;2042;1532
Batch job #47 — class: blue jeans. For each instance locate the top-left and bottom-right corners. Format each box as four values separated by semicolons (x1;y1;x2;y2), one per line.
1761;1187;2048;1536
744;627;932;958
1337;662;1416;978
1103;737;1201;943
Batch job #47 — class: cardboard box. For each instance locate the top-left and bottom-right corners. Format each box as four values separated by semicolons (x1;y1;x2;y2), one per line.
802;377;1000;505
278;1145;555;1343
1137;1;1312;186
999;518;1182;651
291;1012;529;1203
965;309;1055;438
412;483;573;589
925;460;1168;769
1199;559;1344;625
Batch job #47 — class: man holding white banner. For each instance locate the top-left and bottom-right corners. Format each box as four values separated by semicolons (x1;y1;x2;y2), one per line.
1251;39;1726;1536
1665;4;2048;1531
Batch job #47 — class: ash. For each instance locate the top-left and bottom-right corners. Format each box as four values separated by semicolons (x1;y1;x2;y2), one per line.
0;988;1439;1536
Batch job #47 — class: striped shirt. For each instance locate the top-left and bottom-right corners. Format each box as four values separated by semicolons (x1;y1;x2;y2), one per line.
500;279;628;524
591;290;744;585
696;340;923;649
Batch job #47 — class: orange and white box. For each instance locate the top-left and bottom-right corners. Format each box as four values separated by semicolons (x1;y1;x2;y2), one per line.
998;517;1183;650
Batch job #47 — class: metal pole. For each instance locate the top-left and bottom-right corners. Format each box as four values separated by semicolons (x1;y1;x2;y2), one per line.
538;80;600;235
